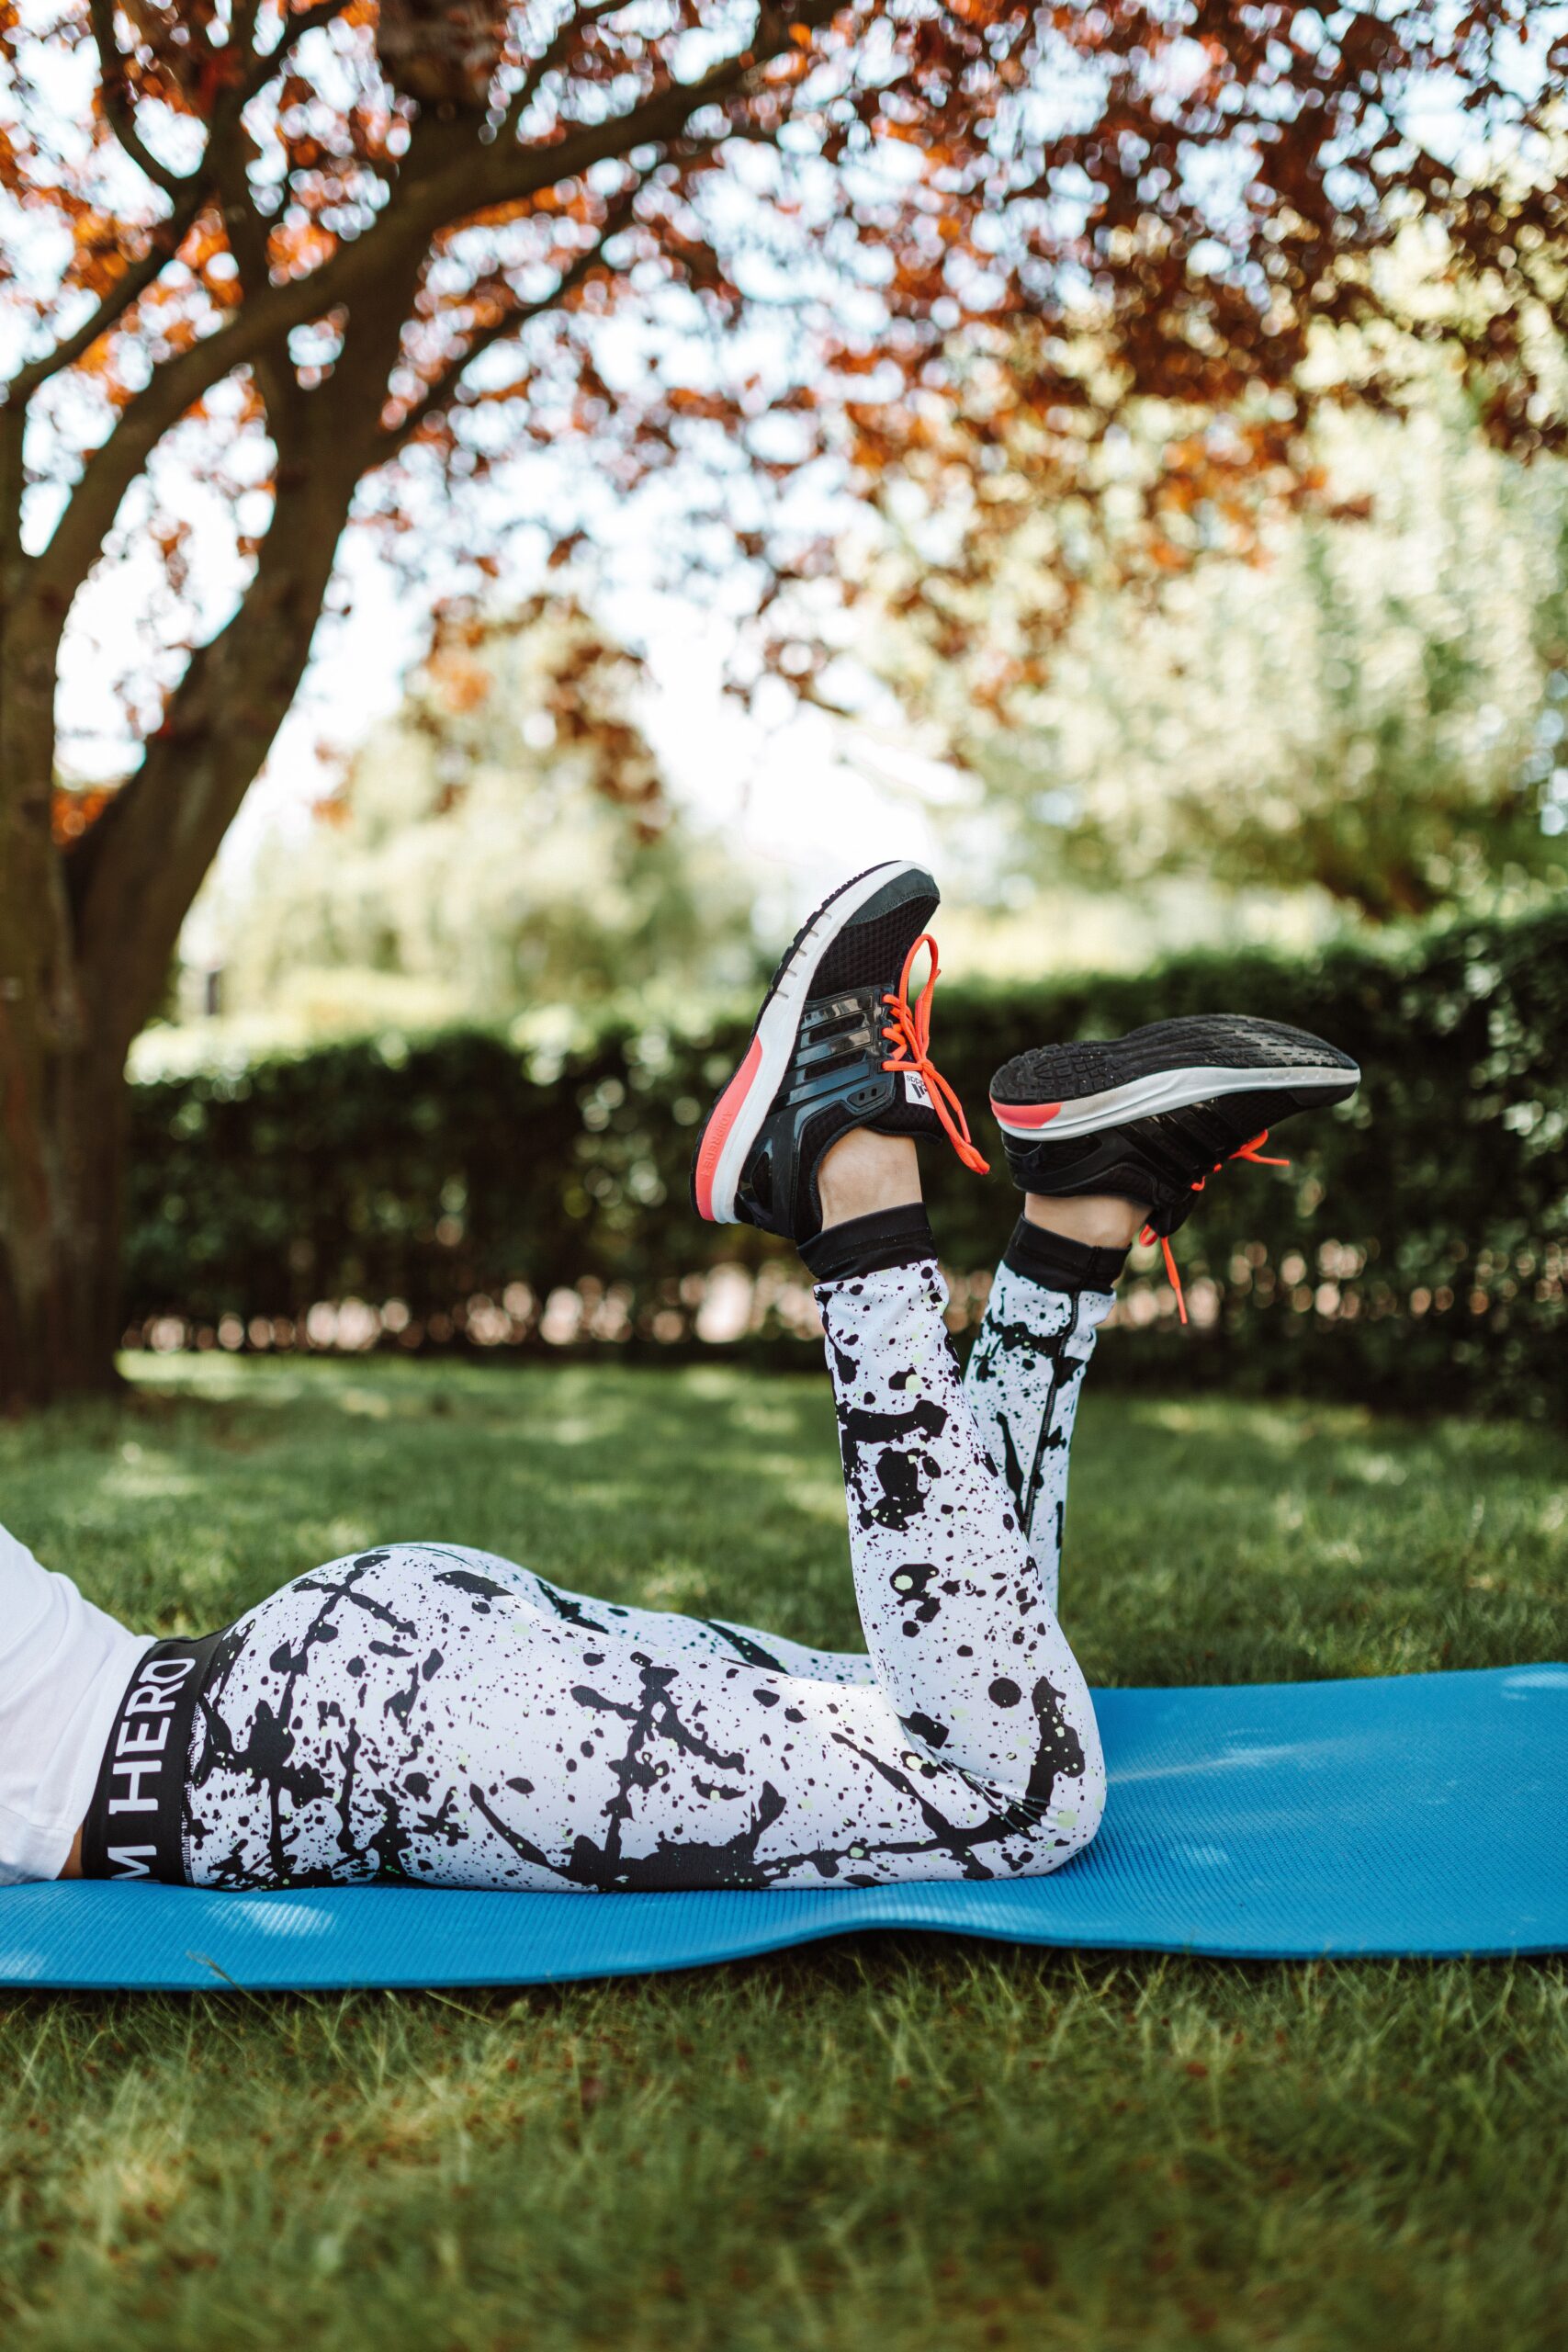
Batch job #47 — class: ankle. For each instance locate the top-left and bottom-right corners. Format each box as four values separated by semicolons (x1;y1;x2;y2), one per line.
818;1129;922;1231
1023;1192;1147;1250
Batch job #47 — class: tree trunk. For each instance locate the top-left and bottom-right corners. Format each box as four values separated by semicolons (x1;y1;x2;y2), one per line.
0;1014;130;1411
0;609;127;1404
0;433;361;1408
0;429;121;1407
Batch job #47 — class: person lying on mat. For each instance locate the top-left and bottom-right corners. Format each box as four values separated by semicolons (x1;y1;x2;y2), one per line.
0;861;1359;1896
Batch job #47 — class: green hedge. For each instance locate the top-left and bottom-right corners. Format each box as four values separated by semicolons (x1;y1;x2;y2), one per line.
125;903;1568;1417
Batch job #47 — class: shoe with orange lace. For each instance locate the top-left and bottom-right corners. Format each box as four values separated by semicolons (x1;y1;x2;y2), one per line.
690;860;988;1244
988;1016;1360;1320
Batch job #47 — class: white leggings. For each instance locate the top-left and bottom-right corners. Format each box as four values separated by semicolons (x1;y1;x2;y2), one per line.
183;1257;1113;1892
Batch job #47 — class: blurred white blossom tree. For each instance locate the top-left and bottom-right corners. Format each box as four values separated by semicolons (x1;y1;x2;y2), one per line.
214;599;758;1033
851;351;1568;925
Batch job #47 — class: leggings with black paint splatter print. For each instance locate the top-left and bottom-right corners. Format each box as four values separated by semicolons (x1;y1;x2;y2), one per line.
181;1257;1116;1892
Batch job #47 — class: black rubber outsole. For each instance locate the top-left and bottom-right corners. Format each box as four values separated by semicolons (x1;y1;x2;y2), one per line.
990;1016;1359;1106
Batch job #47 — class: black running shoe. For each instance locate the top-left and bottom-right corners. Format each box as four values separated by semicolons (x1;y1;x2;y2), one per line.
990;1012;1359;1249
691;861;988;1243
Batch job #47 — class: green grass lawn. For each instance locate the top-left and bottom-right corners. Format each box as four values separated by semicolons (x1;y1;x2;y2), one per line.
2;1356;1564;2352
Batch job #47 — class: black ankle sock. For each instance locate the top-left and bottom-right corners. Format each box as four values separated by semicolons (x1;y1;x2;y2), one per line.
1003;1216;1128;1294
801;1203;937;1285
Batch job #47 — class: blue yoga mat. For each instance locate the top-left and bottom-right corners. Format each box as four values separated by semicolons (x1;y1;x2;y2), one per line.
4;1666;1563;1990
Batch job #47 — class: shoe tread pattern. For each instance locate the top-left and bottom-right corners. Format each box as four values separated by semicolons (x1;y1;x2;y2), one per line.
991;1014;1358;1105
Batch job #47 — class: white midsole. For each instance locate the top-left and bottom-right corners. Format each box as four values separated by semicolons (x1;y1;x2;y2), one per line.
708;861;923;1223
992;1059;1358;1142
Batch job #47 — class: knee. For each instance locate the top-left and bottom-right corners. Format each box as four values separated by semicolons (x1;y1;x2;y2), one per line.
1052;1753;1106;1863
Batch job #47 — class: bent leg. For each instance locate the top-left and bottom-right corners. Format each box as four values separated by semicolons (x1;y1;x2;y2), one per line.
411;1546;874;1687
820;1258;1101;1802
184;1263;1101;1891
963;1226;1122;1615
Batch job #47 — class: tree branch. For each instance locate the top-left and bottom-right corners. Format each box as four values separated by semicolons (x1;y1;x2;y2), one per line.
376;196;639;465
35;9;834;605
328;235;434;463
7;0;335;406
230;0;265;65
5;186;205;404
69;458;359;1046
238;0;355;107
0;407;23;578
63;227;427;1003
224;2;364;394
479;3;845;211
504;0;637;138
377;302;532;464
30;154;440;605
89;0;192;200
209;115;274;297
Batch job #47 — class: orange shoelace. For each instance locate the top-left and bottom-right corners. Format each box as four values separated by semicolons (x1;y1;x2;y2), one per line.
1144;1130;1291;1326
880;934;990;1175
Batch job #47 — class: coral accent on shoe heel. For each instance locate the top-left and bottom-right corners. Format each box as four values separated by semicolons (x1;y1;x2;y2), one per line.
693;1035;764;1221
988;1096;1063;1132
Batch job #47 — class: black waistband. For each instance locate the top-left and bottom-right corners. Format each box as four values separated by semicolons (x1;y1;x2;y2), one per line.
80;1634;222;1884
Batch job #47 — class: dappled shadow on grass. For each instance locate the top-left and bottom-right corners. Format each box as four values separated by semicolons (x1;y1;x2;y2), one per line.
2;1937;1565;2352
2;1358;1562;1685
4;1364;1566;2351
4;1356;858;1652
1065;1392;1568;1690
